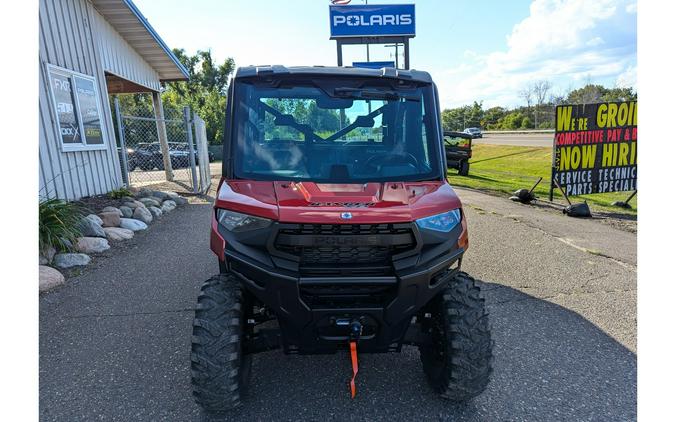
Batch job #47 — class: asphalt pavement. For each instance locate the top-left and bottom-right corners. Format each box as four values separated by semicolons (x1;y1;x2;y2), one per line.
39;187;636;421
476;133;553;147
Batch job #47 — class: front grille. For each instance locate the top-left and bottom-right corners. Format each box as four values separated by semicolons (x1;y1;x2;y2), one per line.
300;282;396;308
274;223;415;276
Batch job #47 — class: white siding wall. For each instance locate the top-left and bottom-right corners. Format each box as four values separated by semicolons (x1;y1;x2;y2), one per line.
90;8;162;91
39;0;122;200
39;0;164;200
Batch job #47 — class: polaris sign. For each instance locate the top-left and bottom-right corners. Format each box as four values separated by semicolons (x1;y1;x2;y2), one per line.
329;4;416;38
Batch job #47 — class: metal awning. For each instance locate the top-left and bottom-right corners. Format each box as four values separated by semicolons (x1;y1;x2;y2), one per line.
90;0;189;81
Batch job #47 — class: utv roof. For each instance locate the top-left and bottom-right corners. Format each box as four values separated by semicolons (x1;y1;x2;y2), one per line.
234;65;433;83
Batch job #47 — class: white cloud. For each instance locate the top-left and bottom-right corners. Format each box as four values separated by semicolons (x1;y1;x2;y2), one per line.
434;0;637;109
587;37;605;47
616;65;637;88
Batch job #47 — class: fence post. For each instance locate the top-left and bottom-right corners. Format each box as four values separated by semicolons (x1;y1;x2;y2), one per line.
193;115;212;194
183;106;199;193
152;91;174;181
113;96;129;186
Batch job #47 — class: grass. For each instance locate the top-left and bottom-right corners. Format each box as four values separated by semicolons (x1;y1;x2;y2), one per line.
447;144;637;215
108;187;133;199
39;198;85;253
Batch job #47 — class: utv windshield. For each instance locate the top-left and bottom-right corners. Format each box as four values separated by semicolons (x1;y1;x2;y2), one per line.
232;77;442;183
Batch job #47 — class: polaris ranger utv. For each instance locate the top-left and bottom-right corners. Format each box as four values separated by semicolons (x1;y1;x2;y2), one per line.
192;65;493;413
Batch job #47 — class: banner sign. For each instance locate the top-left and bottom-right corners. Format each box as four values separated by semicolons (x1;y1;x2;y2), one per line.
329;4;416;38
552;101;637;196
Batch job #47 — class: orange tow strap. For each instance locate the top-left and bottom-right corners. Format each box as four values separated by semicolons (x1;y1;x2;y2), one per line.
349;340;359;398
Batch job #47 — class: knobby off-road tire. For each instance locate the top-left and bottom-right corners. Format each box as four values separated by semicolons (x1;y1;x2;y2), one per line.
458;161;470;176
420;271;493;402
191;273;252;414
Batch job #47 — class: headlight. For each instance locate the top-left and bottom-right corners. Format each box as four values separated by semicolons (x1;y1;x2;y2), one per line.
416;209;461;232
216;209;272;232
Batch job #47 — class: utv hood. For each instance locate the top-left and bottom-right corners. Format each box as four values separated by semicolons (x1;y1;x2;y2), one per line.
216;180;462;224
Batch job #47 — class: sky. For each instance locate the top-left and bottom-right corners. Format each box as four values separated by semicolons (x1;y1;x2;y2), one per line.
133;0;637;110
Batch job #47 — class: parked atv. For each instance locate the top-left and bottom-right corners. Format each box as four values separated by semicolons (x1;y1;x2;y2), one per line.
191;66;493;414
444;131;473;176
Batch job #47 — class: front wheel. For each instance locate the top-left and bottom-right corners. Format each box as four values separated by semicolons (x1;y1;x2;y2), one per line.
419;271;493;402
191;274;252;414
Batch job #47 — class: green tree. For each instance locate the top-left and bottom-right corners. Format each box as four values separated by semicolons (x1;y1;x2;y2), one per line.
441;107;465;131
162;49;235;144
497;112;526;130
441;101;484;131
482;106;507;129
566;84;606;104
601;87;637;102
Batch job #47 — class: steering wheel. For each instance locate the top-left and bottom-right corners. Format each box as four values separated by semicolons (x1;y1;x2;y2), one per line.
364;153;419;171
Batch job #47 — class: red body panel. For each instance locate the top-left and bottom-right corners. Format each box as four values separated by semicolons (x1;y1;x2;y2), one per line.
214;179;463;224
211;178;468;259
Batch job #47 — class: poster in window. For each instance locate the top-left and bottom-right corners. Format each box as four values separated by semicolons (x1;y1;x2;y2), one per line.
50;73;82;144
74;76;104;145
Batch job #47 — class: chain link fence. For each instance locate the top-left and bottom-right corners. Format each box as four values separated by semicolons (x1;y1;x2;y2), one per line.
112;96;211;193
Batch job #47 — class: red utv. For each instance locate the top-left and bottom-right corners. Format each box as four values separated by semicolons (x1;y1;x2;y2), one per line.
192;66;493;414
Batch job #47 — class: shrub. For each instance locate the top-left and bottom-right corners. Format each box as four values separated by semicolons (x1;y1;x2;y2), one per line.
39;198;84;253
108;187;133;199
497;112;525;130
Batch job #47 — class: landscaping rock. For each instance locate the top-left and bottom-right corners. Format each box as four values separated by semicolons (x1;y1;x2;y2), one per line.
132;206;153;224
86;214;103;225
171;195;188;205
75;237;110;254
123;200;145;209
39;265;65;292
151;191;171;201
163;191;186;204
53;253;91;268
161;200;177;213
39;246;57;265
119;218;148;231
139;197;162;208
98;211;121;227
137;188;154;198
78;216;106;238
122;196;136;203
119;206;133;218
101;206;122;217
103;227;134;241
148;206;163;219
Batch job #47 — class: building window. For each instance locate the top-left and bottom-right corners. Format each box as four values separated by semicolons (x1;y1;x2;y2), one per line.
47;64;106;151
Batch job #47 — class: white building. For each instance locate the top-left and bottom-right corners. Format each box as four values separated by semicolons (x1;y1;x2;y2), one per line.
39;0;188;200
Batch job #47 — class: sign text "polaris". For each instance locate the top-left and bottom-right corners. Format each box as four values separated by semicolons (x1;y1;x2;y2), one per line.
333;14;412;27
329;4;416;38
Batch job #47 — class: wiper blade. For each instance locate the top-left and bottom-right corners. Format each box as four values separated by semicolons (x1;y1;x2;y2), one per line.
333;87;421;101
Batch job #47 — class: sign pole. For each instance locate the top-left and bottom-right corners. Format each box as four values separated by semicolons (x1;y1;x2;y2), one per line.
336;40;343;66
404;38;410;69
549;104;558;201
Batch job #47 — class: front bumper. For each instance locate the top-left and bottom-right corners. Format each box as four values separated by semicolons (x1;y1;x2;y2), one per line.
213;216;465;354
